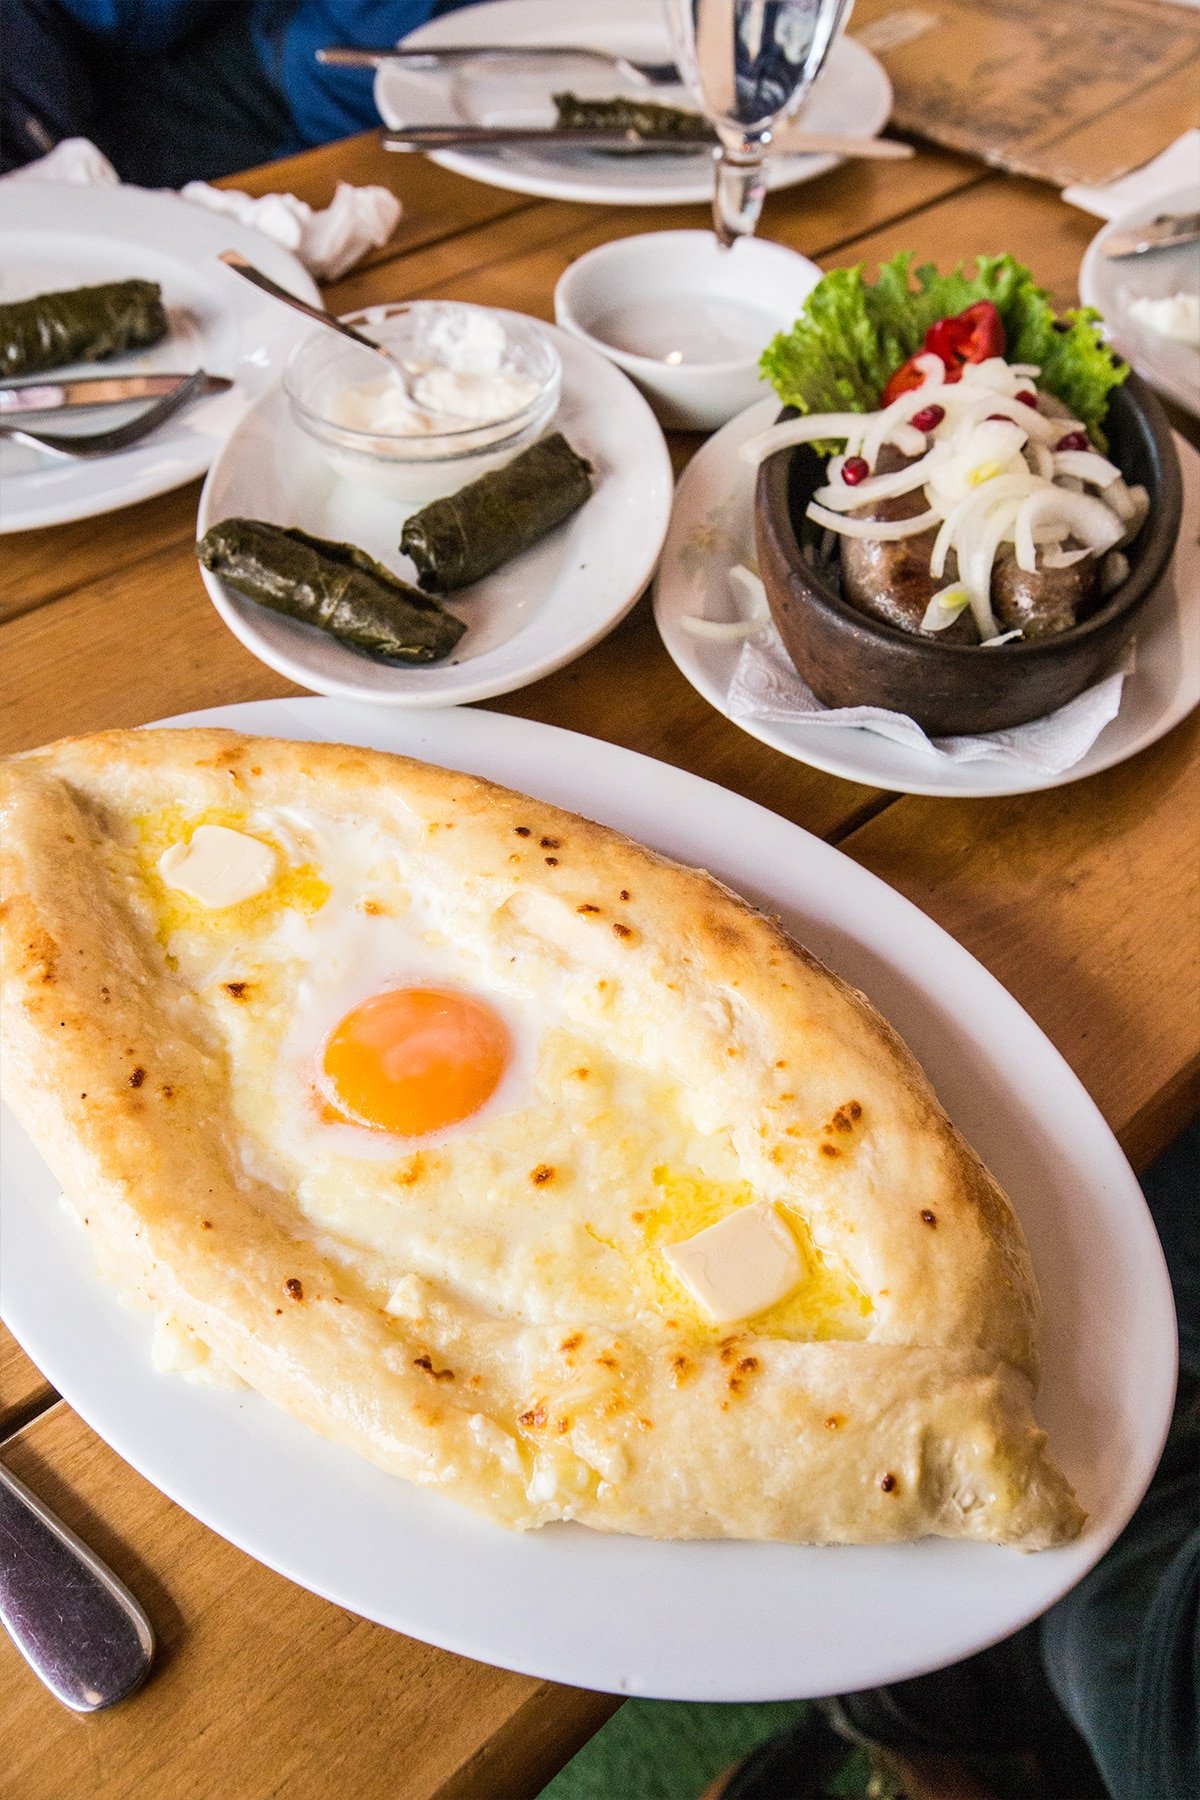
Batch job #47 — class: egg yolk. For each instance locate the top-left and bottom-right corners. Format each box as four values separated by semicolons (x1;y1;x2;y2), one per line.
322;986;511;1136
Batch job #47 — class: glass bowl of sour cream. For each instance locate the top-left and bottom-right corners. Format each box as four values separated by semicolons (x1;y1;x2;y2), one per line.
283;301;561;502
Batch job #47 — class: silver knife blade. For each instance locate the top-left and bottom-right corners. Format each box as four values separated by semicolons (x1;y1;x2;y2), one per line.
1100;211;1200;260
0;372;233;415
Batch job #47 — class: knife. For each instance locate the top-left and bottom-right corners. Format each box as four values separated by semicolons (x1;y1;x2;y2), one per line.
0;372;233;416
1100;210;1200;260
381;126;914;160
318;44;679;84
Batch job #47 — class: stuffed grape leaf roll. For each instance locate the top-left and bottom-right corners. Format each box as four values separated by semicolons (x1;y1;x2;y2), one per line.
0;280;169;379
198;519;466;664
400;432;593;592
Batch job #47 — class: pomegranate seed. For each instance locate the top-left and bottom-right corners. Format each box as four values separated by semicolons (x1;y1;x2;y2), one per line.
1016;390;1038;407
841;456;869;486
1056;430;1089;452
910;404;945;432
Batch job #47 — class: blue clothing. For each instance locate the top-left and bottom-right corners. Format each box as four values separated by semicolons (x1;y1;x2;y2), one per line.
49;0;470;154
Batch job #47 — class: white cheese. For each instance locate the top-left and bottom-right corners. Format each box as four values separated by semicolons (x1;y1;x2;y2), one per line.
663;1201;803;1323
158;825;276;909
1128;292;1200;348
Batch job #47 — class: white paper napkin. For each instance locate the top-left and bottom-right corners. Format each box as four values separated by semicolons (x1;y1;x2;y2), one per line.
726;624;1134;772
1063;129;1200;218
4;137;401;281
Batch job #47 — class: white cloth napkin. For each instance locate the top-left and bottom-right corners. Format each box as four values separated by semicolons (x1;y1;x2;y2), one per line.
726;624;1134;772
5;137;401;281
1063;129;1200;218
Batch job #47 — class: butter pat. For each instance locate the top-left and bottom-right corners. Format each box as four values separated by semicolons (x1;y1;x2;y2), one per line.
159;825;275;908
663;1201;802;1323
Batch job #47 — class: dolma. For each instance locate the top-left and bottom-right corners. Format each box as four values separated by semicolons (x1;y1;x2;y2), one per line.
0;280;169;380
197;519;466;665
552;93;710;142
400;432;593;593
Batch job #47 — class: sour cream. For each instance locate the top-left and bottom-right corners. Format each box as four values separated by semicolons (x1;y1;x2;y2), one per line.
1128;292;1200;348
332;308;543;438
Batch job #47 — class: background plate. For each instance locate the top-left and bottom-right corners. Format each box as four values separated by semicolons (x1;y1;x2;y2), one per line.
197;319;672;705
0;183;319;533
1080;183;1200;421
377;0;892;206
0;698;1175;1700
654;397;1200;798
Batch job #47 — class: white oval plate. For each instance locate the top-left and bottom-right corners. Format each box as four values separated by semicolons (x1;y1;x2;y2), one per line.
0;696;1175;1700
654;397;1200;798
197;318;672;706
1080;183;1200;421
0;183;320;534
376;0;891;207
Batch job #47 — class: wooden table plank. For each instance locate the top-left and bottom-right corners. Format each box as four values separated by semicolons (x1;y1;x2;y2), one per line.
839;713;1200;1172
0;549;883;842
327;141;984;316
0;1325;55;1441
0;1403;618;1800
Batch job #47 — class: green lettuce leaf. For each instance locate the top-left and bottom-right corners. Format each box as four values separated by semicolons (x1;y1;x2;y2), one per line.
760;252;1127;448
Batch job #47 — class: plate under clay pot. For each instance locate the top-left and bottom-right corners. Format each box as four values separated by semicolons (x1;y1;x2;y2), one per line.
753;374;1183;736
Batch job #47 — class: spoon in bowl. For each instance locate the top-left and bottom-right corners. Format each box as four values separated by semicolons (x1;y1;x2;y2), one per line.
217;250;418;396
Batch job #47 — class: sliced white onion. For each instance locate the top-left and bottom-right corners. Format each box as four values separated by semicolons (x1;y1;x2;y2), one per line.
680;615;768;641
1014;489;1125;573
930;474;1042;578
805;502;941;541
739;413;872;466
812;443;947;512
681;563;771;640
980;629;1024;647
1101;550;1130;595
1040;544;1092;570
1053;450;1122;488
1025;439;1055;480
861;355;946;467
920;584;972;632
728;564;769;614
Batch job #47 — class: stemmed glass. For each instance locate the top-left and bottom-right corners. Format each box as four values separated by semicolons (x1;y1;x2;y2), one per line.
663;0;854;246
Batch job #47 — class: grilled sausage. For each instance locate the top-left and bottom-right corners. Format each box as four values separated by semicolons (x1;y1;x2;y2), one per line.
992;551;1098;638
838;450;978;643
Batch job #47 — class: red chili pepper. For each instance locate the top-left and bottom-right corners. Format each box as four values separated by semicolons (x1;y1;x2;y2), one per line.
881;301;1007;407
925;300;1005;371
841;455;869;485
910;404;945;432
881;354;952;407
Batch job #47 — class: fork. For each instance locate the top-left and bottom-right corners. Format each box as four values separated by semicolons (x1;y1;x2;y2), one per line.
317;45;680;84
0;368;212;460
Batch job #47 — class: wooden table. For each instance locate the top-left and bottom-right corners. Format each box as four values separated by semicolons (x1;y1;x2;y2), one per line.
2;98;1198;1800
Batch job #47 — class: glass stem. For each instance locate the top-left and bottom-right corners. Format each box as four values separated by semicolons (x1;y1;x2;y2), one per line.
712;142;768;247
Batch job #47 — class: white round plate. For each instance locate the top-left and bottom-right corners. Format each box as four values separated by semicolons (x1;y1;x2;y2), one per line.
0;696;1175;1700
0;183;320;534
376;0;891;206
1080;184;1200;420
654;398;1200;799
197;318;672;706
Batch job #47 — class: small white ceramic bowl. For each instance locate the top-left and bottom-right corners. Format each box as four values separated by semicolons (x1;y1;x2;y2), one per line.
554;230;819;431
283;301;561;503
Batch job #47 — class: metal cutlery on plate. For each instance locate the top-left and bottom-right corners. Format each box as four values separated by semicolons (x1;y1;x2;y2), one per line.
318;43;680;84
0;368;226;459
379;124;912;160
1100;210;1200;259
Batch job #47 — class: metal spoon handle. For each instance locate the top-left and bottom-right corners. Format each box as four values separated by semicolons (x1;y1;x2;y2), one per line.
0;1459;154;1711
217;249;394;366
